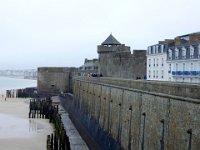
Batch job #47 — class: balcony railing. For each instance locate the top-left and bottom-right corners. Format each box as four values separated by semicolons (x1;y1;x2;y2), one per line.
171;71;200;76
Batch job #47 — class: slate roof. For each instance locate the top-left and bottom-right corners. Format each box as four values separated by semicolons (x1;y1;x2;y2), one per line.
101;34;121;45
176;31;200;38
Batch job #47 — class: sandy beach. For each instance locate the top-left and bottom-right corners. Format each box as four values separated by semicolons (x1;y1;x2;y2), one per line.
0;97;54;150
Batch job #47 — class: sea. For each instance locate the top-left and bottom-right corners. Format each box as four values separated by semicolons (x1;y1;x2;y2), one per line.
0;76;36;95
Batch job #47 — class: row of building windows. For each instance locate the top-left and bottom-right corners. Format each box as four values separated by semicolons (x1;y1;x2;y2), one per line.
148;70;164;79
148;58;164;67
168;45;200;60
147;44;165;54
80;66;98;70
168;62;200;72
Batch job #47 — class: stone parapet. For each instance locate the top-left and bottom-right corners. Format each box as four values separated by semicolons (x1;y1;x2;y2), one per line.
74;76;200;99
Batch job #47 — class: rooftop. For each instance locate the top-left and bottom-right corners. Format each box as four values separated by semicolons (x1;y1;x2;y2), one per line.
176;31;200;38
101;34;121;46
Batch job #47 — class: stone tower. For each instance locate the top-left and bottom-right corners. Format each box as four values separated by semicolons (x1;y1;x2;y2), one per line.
97;34;146;79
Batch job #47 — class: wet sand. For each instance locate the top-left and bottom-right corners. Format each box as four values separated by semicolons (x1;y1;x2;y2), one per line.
0;97;54;150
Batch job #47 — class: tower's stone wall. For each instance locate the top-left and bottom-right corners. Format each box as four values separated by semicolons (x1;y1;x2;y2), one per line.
98;44;146;79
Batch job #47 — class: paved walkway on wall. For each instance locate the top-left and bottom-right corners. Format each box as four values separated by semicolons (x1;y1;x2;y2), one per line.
51;96;89;150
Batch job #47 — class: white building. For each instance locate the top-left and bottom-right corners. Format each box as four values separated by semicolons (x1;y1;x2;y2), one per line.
147;42;171;81
166;34;200;83
147;32;200;84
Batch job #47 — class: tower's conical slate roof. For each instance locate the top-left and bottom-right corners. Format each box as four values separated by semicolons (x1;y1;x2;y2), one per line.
101;34;121;45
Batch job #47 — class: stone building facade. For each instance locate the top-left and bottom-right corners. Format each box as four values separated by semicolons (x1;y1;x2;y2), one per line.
97;34;146;79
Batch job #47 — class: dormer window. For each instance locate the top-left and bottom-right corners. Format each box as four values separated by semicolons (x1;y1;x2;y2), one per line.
168;49;172;60
148;46;151;54
156;45;159;53
190;46;194;58
175;48;179;59
153;46;155;54
161;45;164;53
182;47;186;59
198;44;200;58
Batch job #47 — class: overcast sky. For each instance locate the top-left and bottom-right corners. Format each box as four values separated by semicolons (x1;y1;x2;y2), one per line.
0;0;200;69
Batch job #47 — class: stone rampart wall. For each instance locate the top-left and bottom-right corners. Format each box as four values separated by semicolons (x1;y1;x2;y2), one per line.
37;67;78;95
73;77;200;150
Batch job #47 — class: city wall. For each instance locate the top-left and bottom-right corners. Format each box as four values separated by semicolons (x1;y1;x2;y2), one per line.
37;67;78;96
73;77;200;150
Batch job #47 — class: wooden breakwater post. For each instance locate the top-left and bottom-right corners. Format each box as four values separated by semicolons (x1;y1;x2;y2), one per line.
29;97;71;150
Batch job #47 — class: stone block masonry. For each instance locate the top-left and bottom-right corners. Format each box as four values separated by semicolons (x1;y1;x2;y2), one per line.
37;67;78;96
73;77;200;150
97;34;146;79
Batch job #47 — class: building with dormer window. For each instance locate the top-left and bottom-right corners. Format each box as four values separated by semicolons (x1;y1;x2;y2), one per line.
167;32;200;83
147;39;173;81
147;32;200;83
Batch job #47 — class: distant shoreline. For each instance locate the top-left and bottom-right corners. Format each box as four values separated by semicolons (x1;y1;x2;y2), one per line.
0;75;37;80
0;76;37;96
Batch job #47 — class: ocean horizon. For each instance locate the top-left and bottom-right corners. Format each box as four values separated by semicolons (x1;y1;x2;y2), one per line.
0;76;37;95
